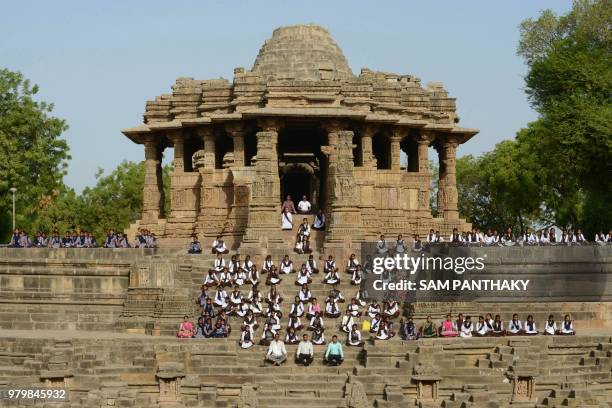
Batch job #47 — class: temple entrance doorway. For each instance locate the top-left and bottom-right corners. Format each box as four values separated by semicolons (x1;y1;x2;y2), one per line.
278;125;327;213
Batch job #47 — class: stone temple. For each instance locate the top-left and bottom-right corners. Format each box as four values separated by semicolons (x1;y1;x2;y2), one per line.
122;24;477;253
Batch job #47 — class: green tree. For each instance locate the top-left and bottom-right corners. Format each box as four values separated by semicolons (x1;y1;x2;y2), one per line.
516;0;612;234
0;68;70;241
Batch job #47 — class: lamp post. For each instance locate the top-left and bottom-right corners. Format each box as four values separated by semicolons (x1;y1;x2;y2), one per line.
9;187;17;231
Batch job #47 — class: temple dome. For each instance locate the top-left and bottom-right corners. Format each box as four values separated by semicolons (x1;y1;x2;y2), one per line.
251;24;354;81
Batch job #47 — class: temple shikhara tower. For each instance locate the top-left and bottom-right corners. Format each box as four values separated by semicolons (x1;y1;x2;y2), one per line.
122;24;477;251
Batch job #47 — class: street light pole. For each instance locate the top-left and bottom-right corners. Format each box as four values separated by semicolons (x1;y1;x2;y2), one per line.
9;187;17;231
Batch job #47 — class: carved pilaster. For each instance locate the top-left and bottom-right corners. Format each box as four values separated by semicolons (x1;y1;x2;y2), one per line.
168;130;184;173
322;127;364;256
195;127;217;238
142;136;165;223
437;137;459;220
360;124;378;168
239;123;284;252
390;128;403;171
227;123;245;167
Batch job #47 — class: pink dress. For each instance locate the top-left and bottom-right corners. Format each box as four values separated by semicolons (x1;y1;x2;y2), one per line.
177;322;194;338
441;320;457;337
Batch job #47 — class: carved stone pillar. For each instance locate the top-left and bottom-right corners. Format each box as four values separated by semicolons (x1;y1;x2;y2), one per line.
437;137;459;220
142;136;165;223
168;130;184;173
156;362;185;404
418;131;434;216
509;368;537;403
360;124;377;168
239;120;284;252
390;130;402;171
227;123;245;167
195;127;217;238
322;124;364;256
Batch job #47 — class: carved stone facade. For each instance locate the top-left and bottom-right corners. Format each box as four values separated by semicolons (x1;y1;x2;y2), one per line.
123;24;476;250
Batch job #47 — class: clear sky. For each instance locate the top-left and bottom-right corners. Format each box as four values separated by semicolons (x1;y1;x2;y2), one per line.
2;0;572;192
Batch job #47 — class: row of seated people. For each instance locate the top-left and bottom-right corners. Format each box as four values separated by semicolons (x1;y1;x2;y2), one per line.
7;228;158;248
265;332;345;367
401;313;576;339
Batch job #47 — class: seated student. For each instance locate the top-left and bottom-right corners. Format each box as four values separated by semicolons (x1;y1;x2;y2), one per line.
296;333;314;366
297;195;312;214
367;302;381;319
501;228;516;246
507;314;523;335
454;313;464;331
287;312;303;331
483;229;496;246
312;326;326;345
213;285;228;308
323;255;338;274
489;315;504;336
401;318;418;340
595;231;607;246
218;267;232;287
412;234;423;252
325;335;344;366
235;299;250;318
340;310;354;333
116;233;131;248
289;297;305;318
281;207;293;230
194;317;207;338
266;310;282;332
559;314;575;335
262;255;274;274
196;285;209;309
395;234;407;254
329;284;345;304
305;254;319;274
376;234;388;254
306;297;321;319
229;286;243;306
420;315;438;338
266;285;282;305
201;317;214;338
204;270;220;287
325;296;341;318
48;231;62;248
202;298;216;318
295;264;312;286
103;230;116;248
425;229;437;245
312;210;325;230
228;254;240;275
266;266;282;285
347;324;363;347
242;310;259;332
575;228;587;244
449;228;463;245
370;313;382;334
383;301;400;319
211;235;228;254
323;268;340;285
247;265;259;286
440;314;458;337
294;233;307;254
241;255;253;273
266;333;287;366
524;315;538;335
73;231;85;248
188;235;202;254
459;316;473;338
235;268;247;287
346;253;360;274
474;316;489;336
279;255;294;274
8;229;22;248
347;298;362;317
296;218;311;251
285;327;300;345
177;316;195;338
376;321;393;340
259;323;276;346
350;265;363;286
355;288;368;307
239;326;255;349
308;311;325;331
211;254;225;273
299;284;313;304
544;314;557;335
547;227;557;244
86;231;97;248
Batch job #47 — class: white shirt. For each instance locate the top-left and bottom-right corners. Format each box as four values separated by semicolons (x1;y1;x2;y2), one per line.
297;200;312;212
267;340;286;357
296;340;313;356
460;322;473;337
544;321;557;335
524;321;537;334
508;320;522;333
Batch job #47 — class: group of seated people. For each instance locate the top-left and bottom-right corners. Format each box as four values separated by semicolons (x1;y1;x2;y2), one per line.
264;332;345;367
401;313;576;339
6;228;158;248
280;195;326;254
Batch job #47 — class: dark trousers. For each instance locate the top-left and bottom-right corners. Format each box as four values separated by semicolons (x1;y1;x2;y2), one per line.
326;354;343;365
297;353;313;365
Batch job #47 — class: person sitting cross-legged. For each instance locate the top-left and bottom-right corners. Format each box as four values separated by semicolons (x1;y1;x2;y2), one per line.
324;335;344;366
188;234;202;254
296;333;314;366
266;332;287;366
177;315;195;338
